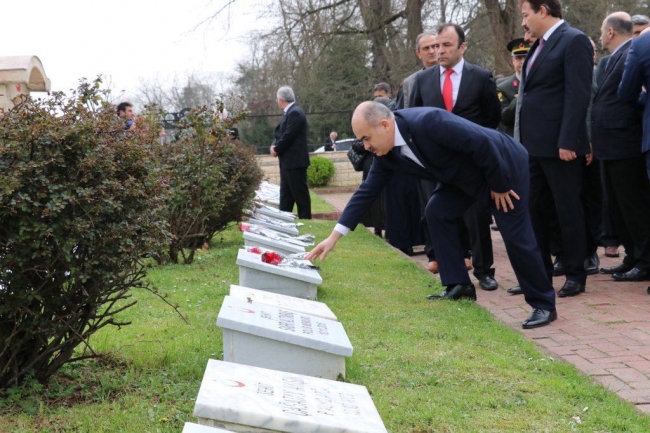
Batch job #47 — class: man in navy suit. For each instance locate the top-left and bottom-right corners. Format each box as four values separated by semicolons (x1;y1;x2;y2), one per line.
271;86;311;219
409;23;502;292
306;102;557;329
619;26;650;181
516;0;593;298
594;12;650;283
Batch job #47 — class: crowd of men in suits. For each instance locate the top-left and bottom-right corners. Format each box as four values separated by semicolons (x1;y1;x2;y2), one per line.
384;2;650;298
305;0;650;329
309;0;650;328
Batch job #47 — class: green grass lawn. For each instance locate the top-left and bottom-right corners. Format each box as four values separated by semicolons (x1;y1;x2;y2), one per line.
1;220;649;432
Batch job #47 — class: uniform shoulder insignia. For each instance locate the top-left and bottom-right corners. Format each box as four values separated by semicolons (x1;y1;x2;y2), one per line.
498;91;504;102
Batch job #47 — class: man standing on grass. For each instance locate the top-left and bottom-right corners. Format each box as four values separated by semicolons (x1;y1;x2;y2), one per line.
306;102;557;329
270;86;312;219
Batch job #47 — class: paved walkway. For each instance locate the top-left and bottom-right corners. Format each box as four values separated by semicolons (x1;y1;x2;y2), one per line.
320;192;650;413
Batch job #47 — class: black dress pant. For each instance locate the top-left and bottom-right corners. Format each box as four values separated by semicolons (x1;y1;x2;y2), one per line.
463;201;495;278
602;156;650;270
279;167;311;219
426;181;555;312
529;156;587;284
417;179;470;261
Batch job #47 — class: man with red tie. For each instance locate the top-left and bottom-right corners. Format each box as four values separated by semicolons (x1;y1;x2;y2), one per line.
409;23;502;293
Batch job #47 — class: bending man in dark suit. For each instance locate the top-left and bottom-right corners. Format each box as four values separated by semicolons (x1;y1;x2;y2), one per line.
593;12;650;283
270;86;312;219
306;102;557;329
409;23;502;291
517;0;593;297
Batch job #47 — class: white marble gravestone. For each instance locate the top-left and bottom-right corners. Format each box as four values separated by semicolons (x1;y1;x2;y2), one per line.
248;216;299;236
229;285;337;321
254;203;297;222
193;359;388;433
218;296;351;379
183;422;231;433
243;231;305;255
236;249;321;300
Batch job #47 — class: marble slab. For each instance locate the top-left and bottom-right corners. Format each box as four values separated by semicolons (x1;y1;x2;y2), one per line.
229;285;337;321
218;296;351;379
194;359;388;433
248;217;299;236
237;249;321;300
243;231;305;255
183;422;231;433
254;203;297;222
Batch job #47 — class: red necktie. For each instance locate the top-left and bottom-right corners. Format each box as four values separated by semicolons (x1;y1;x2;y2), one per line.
443;68;454;112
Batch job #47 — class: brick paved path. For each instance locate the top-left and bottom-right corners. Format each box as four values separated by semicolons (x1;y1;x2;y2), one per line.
320;192;650;413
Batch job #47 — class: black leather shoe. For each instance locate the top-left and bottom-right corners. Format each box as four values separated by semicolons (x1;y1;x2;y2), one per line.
612;267;650;282
522;308;557;329
426;284;476;301
507;286;523;295
601;262;633;275
584;253;599;275
478;275;498;291
552;258;565;276
557;280;585;297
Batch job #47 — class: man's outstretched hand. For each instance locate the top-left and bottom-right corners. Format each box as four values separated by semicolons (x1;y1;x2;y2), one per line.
491;189;520;212
305;231;342;261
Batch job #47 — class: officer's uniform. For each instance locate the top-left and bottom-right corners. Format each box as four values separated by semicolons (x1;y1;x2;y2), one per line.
497;39;530;137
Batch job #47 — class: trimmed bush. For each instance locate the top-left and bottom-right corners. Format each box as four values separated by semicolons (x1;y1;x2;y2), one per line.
156;101;263;264
0;79;169;389
307;156;335;187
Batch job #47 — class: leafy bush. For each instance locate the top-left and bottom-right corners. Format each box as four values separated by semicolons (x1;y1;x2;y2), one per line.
307;156;335;187
0;79;169;390
156;100;263;264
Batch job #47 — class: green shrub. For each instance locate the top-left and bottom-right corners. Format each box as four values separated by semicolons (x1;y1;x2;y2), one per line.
156;100;263;264
307;156;335;187
0;79;169;390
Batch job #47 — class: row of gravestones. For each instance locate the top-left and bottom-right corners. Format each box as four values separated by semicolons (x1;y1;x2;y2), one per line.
182;182;388;433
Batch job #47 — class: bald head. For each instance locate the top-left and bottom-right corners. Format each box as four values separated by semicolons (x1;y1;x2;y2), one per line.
600;12;633;52
351;102;395;156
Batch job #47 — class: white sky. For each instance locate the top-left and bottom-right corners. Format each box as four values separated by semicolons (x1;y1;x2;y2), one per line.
4;0;268;102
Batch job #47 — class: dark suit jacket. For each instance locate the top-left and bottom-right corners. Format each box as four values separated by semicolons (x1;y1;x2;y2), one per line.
272;104;310;170
338;108;528;230
518;22;593;157
592;40;643;160
618;32;650;153
408;62;501;128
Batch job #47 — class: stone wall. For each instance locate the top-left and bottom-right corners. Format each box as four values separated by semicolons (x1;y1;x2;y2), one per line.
256;152;363;188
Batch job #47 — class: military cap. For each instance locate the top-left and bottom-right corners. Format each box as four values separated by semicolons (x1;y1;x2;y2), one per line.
506;38;531;57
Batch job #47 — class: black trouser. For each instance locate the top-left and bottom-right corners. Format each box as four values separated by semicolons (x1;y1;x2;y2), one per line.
602;156;650;271
463;201;495;278
529;156;587;284
279;167;311;219
417;179;470;261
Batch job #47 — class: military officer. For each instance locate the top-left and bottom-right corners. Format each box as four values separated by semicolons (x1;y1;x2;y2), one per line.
497;38;531;137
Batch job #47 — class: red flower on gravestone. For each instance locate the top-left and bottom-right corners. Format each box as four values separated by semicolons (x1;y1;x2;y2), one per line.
261;251;283;265
239;222;250;232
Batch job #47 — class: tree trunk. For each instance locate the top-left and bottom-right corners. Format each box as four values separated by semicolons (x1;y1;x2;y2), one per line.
482;0;520;75
359;0;392;82
405;0;425;69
